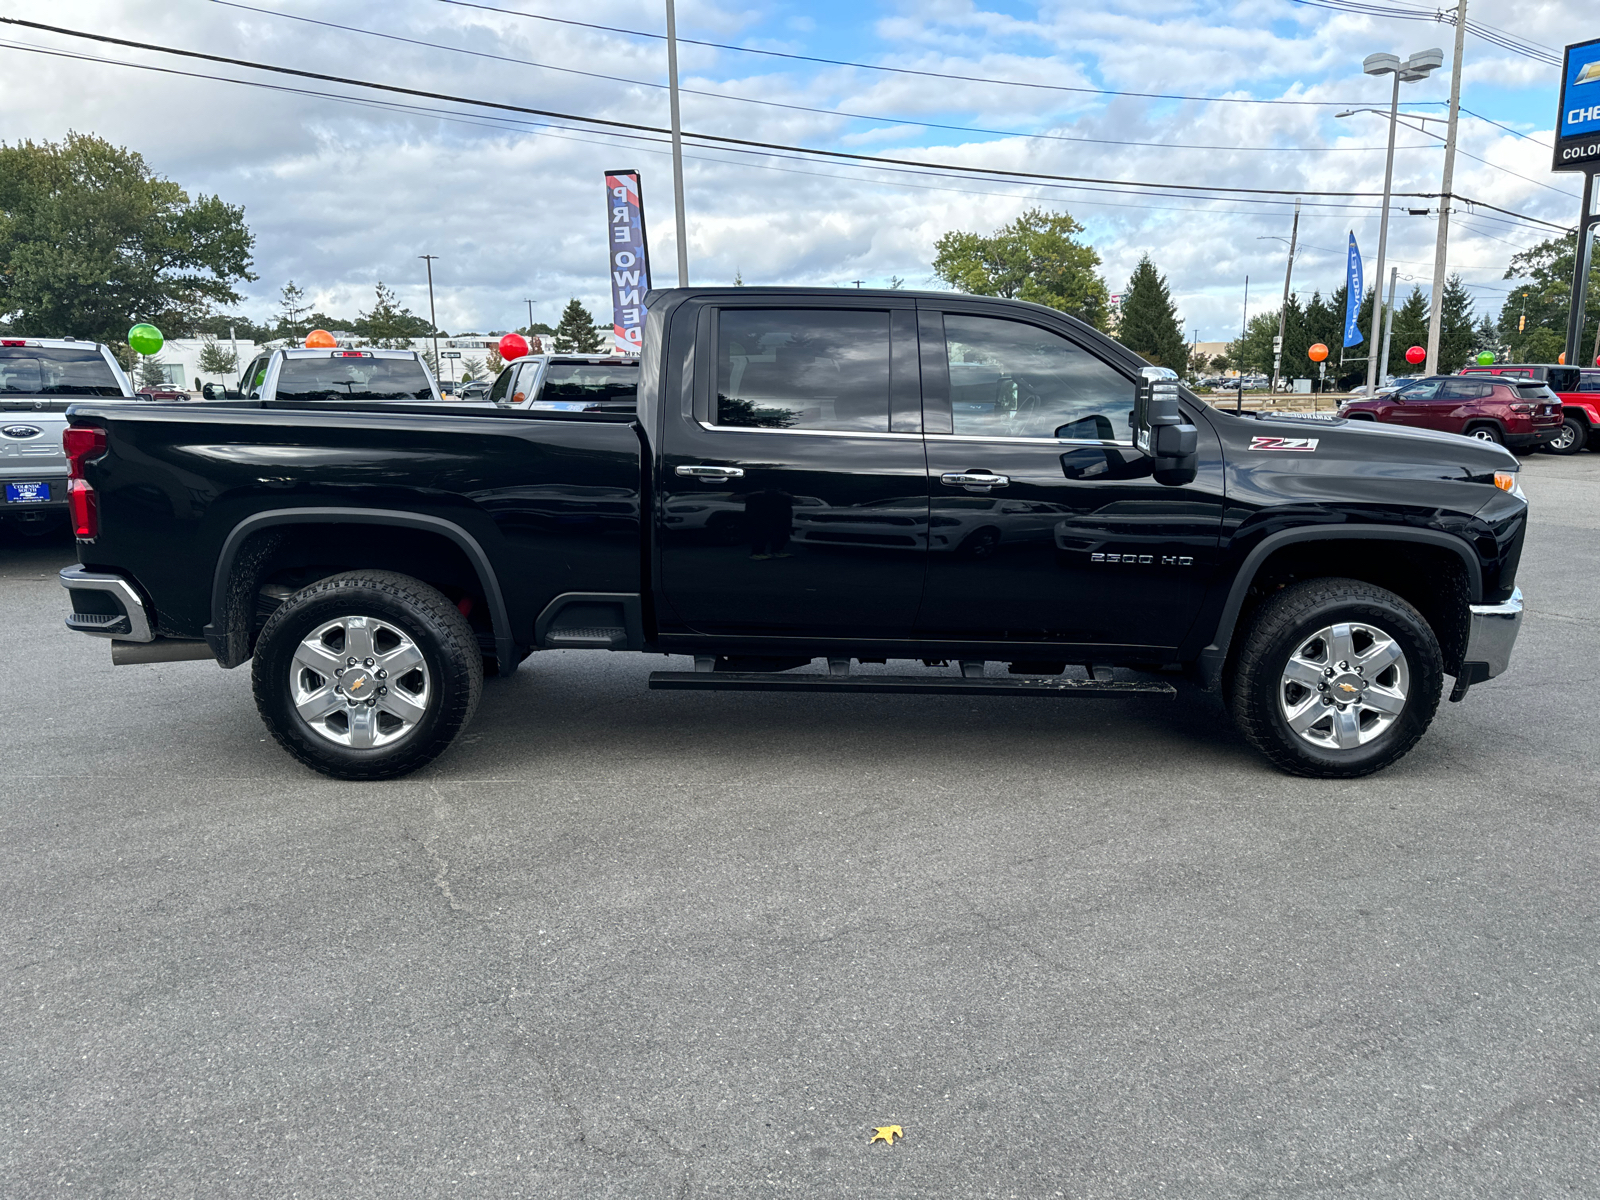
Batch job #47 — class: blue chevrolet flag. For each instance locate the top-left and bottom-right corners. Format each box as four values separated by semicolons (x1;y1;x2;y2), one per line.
1343;233;1364;348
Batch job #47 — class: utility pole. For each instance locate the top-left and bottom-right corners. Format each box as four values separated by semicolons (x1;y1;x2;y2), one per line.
1425;0;1469;375
419;254;440;377
664;0;689;286
524;299;535;333
1378;266;1399;386
1273;199;1301;394
1237;275;1249;414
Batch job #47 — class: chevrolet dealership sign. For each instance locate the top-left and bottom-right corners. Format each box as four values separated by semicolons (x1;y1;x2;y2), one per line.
1555;37;1600;171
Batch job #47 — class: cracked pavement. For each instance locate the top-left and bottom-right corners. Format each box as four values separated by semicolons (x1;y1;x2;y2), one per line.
1;453;1597;1198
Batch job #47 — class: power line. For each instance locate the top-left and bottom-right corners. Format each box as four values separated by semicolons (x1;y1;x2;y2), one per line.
1284;0;1561;67
210;0;1432;155
426;0;1441;108
0;17;1572;235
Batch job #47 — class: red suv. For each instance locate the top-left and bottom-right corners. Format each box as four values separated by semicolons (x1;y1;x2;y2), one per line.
1338;374;1564;449
1457;363;1600;454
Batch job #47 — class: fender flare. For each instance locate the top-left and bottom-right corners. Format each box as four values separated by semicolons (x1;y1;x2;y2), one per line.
1194;525;1483;689
204;507;517;672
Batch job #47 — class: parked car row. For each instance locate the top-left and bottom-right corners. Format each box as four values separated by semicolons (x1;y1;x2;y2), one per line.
1337;363;1600;454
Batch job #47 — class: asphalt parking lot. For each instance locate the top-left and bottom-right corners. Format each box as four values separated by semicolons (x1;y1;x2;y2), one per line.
3;453;1597;1199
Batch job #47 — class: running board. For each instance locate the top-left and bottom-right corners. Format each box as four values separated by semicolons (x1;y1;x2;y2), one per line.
648;672;1176;699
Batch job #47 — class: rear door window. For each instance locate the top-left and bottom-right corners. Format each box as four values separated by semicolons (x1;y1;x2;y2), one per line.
715;309;890;432
0;347;123;396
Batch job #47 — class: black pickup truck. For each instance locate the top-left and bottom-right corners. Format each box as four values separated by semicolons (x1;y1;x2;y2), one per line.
59;287;1527;780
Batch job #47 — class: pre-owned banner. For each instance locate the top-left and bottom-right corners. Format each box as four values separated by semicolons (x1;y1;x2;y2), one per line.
604;169;652;354
1343;233;1365;348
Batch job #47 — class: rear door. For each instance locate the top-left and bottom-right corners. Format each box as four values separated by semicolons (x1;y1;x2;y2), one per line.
655;299;928;639
914;302;1224;651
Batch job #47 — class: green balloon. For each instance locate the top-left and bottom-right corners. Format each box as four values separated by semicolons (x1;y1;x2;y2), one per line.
1475;351;1495;366
128;323;164;356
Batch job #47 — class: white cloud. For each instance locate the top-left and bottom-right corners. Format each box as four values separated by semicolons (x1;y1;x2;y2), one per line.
0;0;1584;340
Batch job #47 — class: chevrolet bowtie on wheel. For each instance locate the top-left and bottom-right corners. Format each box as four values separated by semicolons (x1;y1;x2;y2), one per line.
58;286;1528;780
251;572;481;780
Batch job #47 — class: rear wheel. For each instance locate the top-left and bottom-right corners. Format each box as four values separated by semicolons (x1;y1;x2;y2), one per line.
252;570;482;780
1544;416;1587;455
1228;578;1443;778
1466;424;1504;445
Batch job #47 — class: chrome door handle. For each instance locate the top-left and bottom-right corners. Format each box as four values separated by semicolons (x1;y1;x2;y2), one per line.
675;464;745;479
940;472;1009;487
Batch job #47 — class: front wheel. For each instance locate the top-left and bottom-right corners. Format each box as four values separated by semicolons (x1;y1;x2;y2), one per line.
1544;416;1587;455
1228;578;1443;778
252;571;483;780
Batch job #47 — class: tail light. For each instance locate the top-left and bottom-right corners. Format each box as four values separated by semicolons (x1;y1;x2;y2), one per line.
1509;403;1533;414
63;425;106;538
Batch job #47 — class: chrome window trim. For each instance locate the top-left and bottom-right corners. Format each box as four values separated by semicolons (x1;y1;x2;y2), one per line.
695;420;921;440
929;432;1133;448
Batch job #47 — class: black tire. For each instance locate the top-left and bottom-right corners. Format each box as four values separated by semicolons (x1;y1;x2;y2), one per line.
252;570;483;780
1465;423;1503;446
1228;577;1443;778
1544;416;1587;455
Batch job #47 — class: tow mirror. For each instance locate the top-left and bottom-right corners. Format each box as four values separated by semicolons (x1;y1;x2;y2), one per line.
1134;367;1199;485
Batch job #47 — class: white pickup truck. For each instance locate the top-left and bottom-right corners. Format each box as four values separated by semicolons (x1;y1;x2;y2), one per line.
0;337;134;536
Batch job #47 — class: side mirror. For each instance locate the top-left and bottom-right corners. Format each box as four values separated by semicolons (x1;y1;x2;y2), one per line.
1134;367;1198;485
201;382;223;400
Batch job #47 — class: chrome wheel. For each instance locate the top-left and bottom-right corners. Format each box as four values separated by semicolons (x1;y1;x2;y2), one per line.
1550;423;1576;451
1278;621;1409;752
289;615;430;748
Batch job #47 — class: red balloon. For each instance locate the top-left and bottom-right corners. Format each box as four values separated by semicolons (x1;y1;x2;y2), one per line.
1405;345;1426;365
498;333;530;361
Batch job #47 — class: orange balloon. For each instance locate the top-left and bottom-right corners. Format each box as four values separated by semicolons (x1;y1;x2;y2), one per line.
1558;352;1566;365
304;329;337;348
1308;343;1329;363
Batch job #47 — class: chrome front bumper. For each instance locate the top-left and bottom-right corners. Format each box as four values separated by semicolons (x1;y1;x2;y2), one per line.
1463;586;1523;682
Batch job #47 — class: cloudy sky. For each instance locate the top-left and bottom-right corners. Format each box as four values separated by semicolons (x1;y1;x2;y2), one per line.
0;0;1588;340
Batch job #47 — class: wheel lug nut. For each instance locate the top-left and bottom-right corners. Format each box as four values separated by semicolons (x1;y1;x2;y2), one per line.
365;698;376;707
335;667;344;677
1318;683;1327;691
1324;667;1334;677
335;685;343;695
376;669;386;679
1322;697;1332;705
364;657;374;667
378;686;387;695
347;656;357;666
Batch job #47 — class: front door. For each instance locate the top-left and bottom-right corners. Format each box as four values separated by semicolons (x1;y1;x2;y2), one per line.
914;305;1225;653
656;302;928;639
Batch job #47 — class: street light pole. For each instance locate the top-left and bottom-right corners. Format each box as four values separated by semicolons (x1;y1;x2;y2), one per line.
664;0;689;286
1378;266;1399;386
1425;0;1468;375
1358;48;1443;397
1366;69;1402;400
1272;199;1301;394
419;254;440;379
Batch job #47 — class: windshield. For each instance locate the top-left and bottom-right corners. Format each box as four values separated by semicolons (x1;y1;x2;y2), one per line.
0;347;123;396
540;361;638;407
275;357;433;401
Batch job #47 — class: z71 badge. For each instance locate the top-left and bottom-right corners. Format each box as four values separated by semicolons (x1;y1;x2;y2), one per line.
1248;436;1319;452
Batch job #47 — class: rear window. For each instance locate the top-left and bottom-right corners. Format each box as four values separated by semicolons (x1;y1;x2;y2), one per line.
0;347;122;396
539;361;638;407
1546;367;1580;392
275;356;433;401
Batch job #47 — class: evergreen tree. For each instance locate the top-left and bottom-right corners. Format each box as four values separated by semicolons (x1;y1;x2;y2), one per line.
1471;314;1500;362
1116;255;1188;371
196;336;238;377
1388;286;1430;376
359;281;429;349
276;280;310;344
136;356;167;387
1437;275;1477;373
553;298;605;353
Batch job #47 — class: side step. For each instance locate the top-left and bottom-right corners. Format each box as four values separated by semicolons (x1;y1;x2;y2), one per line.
648;672;1176;699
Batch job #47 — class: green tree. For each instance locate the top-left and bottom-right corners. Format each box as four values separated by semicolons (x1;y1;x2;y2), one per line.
1436;275;1477;373
359;281;429;348
273;281;314;345
196;336;238;377
460;355;485;381
0;133;255;343
932;207;1109;328
1498;232;1600;363
136;356;167;388
485;347;505;375
1116;255;1188;370
1388;286;1430;376
553;298;605;352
